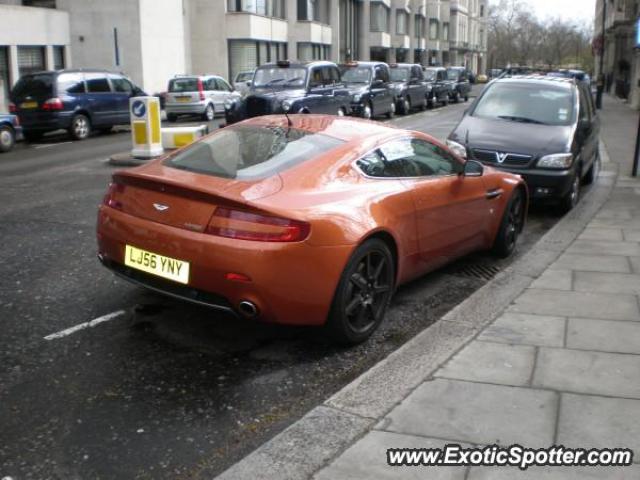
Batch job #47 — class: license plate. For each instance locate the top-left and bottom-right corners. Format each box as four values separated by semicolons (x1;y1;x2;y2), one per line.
20;101;38;109
176;96;191;102
124;245;190;284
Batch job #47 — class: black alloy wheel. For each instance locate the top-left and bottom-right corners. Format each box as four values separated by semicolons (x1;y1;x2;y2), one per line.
326;239;395;344
492;189;525;258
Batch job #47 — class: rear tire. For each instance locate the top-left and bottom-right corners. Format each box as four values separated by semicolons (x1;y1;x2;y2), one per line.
325;239;395;345
442;95;449;107
0;126;16;153
69;114;91;141
401;97;411;115
492;189;525;258
386;102;395;119
363;102;373;119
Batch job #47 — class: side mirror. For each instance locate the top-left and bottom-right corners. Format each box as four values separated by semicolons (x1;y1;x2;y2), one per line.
578;118;591;131
463;160;484;177
245;81;251;86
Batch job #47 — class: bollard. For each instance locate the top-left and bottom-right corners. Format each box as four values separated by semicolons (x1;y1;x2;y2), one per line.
130;96;164;158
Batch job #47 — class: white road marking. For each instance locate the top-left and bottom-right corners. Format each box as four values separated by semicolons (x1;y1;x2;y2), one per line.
43;310;126;341
34;142;73;149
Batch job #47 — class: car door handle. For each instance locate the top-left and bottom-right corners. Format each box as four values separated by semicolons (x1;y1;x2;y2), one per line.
486;188;503;200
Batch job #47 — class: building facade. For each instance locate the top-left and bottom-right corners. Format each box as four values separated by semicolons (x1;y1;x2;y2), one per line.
594;0;640;109
0;0;488;105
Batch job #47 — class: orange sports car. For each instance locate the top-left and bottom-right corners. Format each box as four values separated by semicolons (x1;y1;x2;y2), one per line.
97;115;527;344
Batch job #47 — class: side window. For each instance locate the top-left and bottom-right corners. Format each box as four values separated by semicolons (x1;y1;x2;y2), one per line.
85;73;111;93
57;73;85;94
329;67;341;84
109;75;133;94
377;138;461;177
309;68;323;88
374;66;389;83
216;78;232;91
578;88;590;121
204;78;216;91
412;66;421;80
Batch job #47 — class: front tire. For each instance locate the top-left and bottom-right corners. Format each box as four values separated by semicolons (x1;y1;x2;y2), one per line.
202;104;215;121
492;189;525;258
386;102;395;119
558;169;581;214
0;126;16;153
584;152;600;185
326;239;395;345
69;114;91;140
363;102;373;119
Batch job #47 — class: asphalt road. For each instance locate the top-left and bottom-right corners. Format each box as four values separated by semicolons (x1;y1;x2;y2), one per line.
0;92;566;479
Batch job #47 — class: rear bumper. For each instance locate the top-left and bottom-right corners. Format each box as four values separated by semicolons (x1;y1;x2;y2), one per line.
19;111;74;132
165;102;208;115
96;206;354;326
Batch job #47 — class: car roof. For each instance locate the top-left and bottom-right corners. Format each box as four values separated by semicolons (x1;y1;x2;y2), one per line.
340;61;386;68
259;60;337;69
18;69;120;77
390;63;419;68
494;75;576;89
240;114;402;143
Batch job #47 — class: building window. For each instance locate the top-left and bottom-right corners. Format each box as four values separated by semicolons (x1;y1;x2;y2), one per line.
227;0;286;19
480;4;484;16
442;22;450;41
228;39;287;81
396;48;408;63
396;10;408;35
53;46;65;70
297;42;330;61
370;2;389;32
298;0;329;23
429;19;439;40
0;47;9;109
22;0;56;7
370;47;389;62
17;46;45;77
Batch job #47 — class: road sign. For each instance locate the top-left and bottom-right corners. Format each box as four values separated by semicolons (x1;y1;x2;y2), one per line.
130;96;163;158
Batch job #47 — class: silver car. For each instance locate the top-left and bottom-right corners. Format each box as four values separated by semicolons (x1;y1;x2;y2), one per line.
165;75;240;122
233;70;254;96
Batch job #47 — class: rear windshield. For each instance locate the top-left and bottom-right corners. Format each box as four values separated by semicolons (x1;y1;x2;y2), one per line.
169;78;199;92
472;82;575;126
235;72;253;82
390;68;410;82
11;74;53;98
447;69;461;80
165;125;345;180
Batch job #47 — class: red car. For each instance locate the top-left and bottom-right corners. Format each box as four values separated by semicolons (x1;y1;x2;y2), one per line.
97;115;527;344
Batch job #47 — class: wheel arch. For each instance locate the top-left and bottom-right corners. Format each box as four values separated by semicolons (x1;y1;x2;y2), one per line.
358;229;400;285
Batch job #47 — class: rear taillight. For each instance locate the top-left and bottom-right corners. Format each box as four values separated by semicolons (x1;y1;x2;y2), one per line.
42;98;64;111
9;102;17;113
197;78;205;101
102;182;125;210
207;207;310;242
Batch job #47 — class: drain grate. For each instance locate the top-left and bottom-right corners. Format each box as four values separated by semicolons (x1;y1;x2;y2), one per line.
448;263;502;281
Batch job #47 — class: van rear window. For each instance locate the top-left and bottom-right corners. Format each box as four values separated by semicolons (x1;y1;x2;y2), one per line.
11;74;53;98
165;125;344;180
169;78;199;92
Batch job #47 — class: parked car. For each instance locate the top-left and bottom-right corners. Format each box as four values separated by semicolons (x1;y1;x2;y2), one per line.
165;75;240;122
224;60;352;124
488;69;504;79
97;114;526;344
340;61;395;119
422;67;451;108
447;75;599;213
10;69;145;141
0;113;22;153
446;67;472;103
476;74;488;84
233;70;255;96
389;63;428;114
547;69;591;88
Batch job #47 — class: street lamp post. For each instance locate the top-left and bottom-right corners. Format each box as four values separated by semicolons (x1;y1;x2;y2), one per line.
596;0;607;109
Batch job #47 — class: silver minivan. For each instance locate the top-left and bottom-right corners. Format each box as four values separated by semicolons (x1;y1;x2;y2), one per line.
165;75;240;122
233;71;254;95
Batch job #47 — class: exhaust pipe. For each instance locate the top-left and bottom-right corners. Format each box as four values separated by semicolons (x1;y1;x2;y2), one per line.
238;300;258;319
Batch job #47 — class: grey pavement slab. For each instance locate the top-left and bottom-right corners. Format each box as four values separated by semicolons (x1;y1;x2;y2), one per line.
623;229;640;242
567;317;640;354
565;239;640;256
435;341;535;387
314;431;468;480
589;217;640;228
631;256;640;274
468;464;640;479
216;406;373;480
478;313;565;347
533;348;640;399
578;227;624;241
593;209;634;221
558;393;640;456
510;289;640;321
574;271;640;295
530;269;573;291
551;253;631;273
381;379;557;448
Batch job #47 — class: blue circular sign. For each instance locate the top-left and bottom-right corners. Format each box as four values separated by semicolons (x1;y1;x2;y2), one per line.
132;100;146;118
